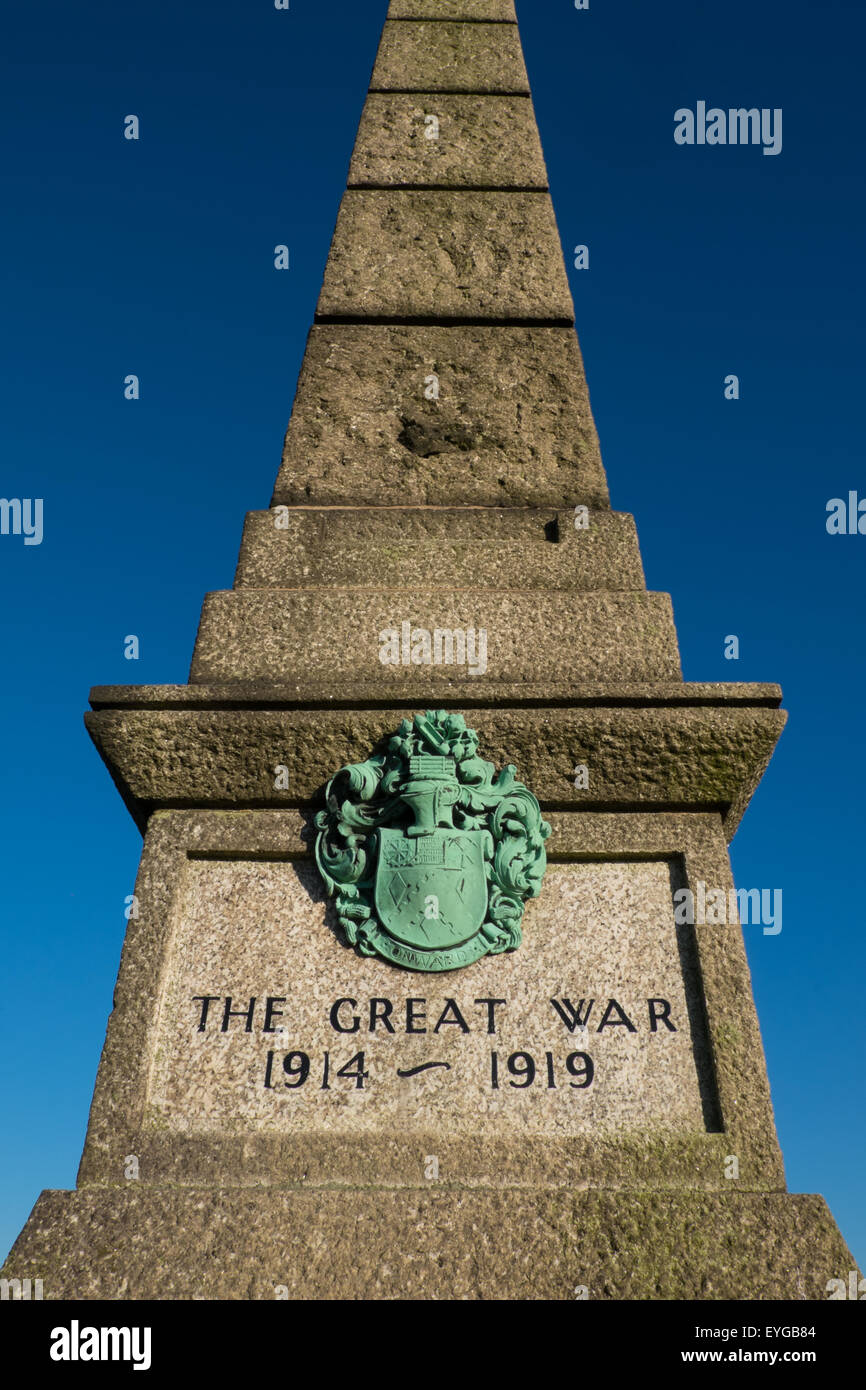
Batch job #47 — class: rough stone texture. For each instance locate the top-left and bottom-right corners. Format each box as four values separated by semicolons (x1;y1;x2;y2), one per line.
370;22;529;94
76;1132;748;1197
259;506;568;545
147;860;712;1138
72;810;782;1190
348;94;547;188
90;681;784;708
272;326;606;508
388;1;516;19
5;1189;855;1300
316;192;573;322
234;510;645;591
291;506;567;541
84;701;786;838
188;590;681;685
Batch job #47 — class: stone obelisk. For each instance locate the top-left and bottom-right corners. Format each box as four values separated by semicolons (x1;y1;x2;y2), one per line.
3;0;857;1299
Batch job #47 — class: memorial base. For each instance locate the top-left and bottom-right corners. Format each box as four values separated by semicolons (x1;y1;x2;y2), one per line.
3;1188;856;1301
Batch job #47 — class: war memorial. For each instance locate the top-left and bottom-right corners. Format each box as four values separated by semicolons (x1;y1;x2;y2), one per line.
2;0;857;1302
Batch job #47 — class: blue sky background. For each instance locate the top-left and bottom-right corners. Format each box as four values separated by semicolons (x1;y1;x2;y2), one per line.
2;0;864;1276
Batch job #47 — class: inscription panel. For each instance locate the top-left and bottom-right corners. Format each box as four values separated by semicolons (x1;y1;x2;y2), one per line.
146;860;715;1136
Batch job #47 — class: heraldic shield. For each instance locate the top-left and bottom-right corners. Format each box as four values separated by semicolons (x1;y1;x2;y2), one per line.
374;828;491;958
314;711;551;973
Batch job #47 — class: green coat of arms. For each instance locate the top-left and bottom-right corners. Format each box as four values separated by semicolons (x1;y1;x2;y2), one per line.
314;711;551;972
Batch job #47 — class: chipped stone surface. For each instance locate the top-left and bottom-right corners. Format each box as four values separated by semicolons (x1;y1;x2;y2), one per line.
371;21;529;94
348;94;547;188
316;192;573;322
273;326;605;508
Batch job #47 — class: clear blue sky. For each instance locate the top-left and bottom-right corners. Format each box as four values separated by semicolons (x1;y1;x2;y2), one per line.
2;0;864;1275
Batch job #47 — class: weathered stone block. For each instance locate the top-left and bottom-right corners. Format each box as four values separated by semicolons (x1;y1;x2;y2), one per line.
188;590;681;685
273;326;605;507
316;191;573;322
84;698;785;837
348;94;547;188
388;0;516;19
234;510;645;590
371;21;529;94
263;505;566;545
4;1189;855;1300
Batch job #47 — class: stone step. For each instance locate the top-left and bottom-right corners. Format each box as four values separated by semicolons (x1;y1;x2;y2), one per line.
234;510;645;590
272;325;606;508
189;590;681;685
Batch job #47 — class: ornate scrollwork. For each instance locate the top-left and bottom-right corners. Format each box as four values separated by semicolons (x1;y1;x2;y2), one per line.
315;711;551;972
